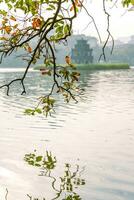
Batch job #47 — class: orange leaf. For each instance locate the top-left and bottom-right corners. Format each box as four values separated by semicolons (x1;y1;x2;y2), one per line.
77;3;81;7
40;69;51;76
75;0;79;4
75;0;82;6
70;0;82;11
27;46;32;53
70;5;74;11
4;26;12;34
10;16;16;21
65;56;71;65
32;18;42;29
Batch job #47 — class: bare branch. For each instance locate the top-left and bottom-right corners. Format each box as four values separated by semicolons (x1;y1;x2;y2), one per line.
5;188;8;200
79;0;102;43
99;0;114;61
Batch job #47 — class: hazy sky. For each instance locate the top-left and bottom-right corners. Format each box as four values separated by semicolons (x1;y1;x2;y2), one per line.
73;0;134;42
0;0;133;42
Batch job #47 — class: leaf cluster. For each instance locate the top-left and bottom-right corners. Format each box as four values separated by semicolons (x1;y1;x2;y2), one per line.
122;0;134;6
24;150;57;169
0;0;82;116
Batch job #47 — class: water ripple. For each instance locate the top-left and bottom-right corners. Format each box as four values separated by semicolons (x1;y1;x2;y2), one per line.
0;69;134;200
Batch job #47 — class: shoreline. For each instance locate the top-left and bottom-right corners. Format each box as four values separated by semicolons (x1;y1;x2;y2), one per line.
34;63;130;70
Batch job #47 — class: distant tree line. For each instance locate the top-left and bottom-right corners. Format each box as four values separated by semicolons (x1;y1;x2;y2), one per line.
1;34;134;67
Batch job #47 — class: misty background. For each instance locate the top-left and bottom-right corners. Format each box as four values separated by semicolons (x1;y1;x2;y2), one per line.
0;34;134;68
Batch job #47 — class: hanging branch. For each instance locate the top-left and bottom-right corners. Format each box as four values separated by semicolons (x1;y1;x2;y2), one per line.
110;0;119;9
79;0;102;43
0;0;76;94
5;188;8;200
99;0;114;61
0;0;125;115
0;0;81;116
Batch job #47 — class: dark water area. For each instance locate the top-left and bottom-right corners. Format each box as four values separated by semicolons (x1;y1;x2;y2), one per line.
0;68;134;200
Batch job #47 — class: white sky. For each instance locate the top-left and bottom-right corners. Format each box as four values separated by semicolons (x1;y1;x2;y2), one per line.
0;0;134;42
73;0;134;42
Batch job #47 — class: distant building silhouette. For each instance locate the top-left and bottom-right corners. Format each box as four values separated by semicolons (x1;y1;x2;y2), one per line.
71;38;93;64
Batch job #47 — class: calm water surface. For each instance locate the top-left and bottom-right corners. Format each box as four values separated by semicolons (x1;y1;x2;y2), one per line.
0;68;134;200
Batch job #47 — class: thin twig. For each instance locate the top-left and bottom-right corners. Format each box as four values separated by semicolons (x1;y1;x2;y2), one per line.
79;0;102;43
5;188;8;200
99;0;114;61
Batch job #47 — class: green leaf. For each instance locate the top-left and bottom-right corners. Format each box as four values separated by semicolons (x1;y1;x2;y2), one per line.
35;108;42;114
28;160;34;166
0;10;7;16
24;109;35;115
64;24;70;34
36;156;43;162
49;4;55;10
35;163;41;167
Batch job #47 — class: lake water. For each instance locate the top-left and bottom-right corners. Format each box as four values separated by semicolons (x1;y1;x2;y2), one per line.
0;68;134;200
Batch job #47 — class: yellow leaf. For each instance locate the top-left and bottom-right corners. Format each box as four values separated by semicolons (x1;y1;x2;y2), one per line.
131;0;134;5
13;24;18;29
2;18;8;25
0;36;8;41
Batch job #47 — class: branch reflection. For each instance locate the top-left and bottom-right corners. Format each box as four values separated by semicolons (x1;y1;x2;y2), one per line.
24;149;86;200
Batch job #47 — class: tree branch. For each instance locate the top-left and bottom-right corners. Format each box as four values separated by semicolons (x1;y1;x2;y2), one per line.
99;0;114;61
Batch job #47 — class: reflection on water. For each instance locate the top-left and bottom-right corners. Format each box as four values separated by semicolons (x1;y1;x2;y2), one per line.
0;69;134;200
24;149;85;200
